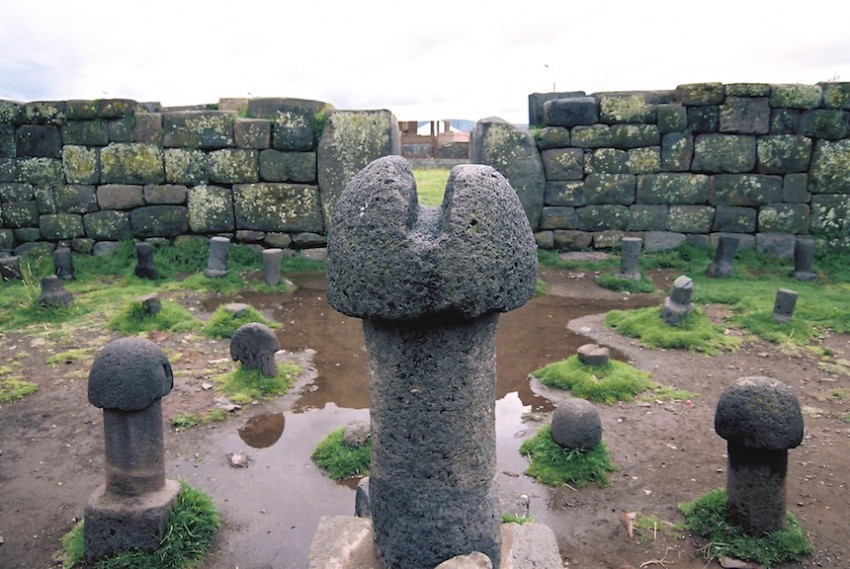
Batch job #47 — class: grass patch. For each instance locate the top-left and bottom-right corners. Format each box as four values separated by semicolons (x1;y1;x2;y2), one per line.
46;349;91;366
412;168;451;206
109;298;199;334
500;513;535;524
679;488;812;568
520;425;616;488
0;377;38;402
60;480;220;569
647;384;700;402
170;409;229;430
532;355;652;404
604;306;740;355
215;362;300;404
202;304;278;339
534;278;549;297
595;272;657;294
633;512;686;542
311;426;372;480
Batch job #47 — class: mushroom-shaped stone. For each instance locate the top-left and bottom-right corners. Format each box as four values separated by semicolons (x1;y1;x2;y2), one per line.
230;322;280;377
343;420;371;447
551;398;602;450
88;337;173;411
327;155;538;321
714;376;804;534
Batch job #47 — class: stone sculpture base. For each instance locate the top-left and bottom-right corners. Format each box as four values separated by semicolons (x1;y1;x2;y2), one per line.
83;479;181;562
307;516;562;569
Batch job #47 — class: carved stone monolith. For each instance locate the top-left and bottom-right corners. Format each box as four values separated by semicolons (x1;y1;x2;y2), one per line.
326;155;537;569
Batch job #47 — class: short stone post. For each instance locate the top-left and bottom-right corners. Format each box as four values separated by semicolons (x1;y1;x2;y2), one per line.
262;248;283;286
327;156;538;569
661;275;694;324
84;337;180;562
53;246;74;280
137;293;162;316
706;235;739;277
204;236;230;277
134;242;157;279
0;255;22;280
791;237;818;282
773;288;798;323
577;343;610;367
37;275;73;307
618;237;642;281
230;322;280;377
714;376;803;534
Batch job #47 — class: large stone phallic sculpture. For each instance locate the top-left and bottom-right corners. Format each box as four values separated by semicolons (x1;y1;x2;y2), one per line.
326;156;538;569
84;337;180;562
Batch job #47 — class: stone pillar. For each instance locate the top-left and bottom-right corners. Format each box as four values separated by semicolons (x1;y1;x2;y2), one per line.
327;156;537;569
618;237;642;281
84;337;180;562
773;288;798;323
204;236;230;277
661;275;694;324
0;255;21;280
53;246;74;280
262;247;284;286
37;275;73;307
715;376;803;534
134;242;157;279
791;237;818;281
706;235;739;277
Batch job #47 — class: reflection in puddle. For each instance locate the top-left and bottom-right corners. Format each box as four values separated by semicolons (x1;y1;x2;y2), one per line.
238;412;286;448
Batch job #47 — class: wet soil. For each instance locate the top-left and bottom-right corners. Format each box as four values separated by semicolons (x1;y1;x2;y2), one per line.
0;267;848;569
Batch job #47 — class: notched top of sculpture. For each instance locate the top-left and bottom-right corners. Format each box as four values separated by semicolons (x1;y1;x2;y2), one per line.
327;155;538;320
88;337;174;411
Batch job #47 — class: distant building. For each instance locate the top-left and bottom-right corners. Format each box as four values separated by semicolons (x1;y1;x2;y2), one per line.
399;120;471;165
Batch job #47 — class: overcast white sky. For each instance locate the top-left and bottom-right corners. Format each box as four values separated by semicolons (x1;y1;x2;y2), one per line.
2;1;849;124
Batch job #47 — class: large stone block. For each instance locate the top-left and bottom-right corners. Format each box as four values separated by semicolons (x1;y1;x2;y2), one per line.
16;125;62;158
756;233;796;258
770;108;800;134
553;229;592;250
628;204;668;231
543;97;598;127
644;230;686;252
318;109;401;229
259;150;317;183
470;117;545;230
129;206;188;238
162;111;235;148
0;124;14;158
811;194;850;234
0;182;34;202
661;133;693;171
636;173;710;204
84;210;131;240
783;173;810;203
133;113;162;144
233;183;323;233
0;101;24;125
273;110;316;151
235;118;271;149
540;148;583;180
143;184;186;205
720;97;770;134
19;158;64;185
712;174;783;206
96;99;137;118
583;173;635;204
809;139;850;194
692;134;756;173
770;84;822;109
628;147;661;174
758;204;810;233
821;82;850;109
800;109;850;139
66;100;98;120
535;127;570;150
34;186;55;214
656;103;687;133
610;124;659;148
676;83;725;105
756;135;813;174
24;101;67;125
687;106;719;133
101;143;164;184
668;205;715;232
598;92;658;124
61;120;109;146
63;145;100;184
187;185;234;233
727;83;771;97
3;201;38;228
40;213;84;239
576;205;629;231
544;181;583;206
164;148;208;185
528;91;587;126
585;148;627;174
108;117;135;142
247;97;329;120
208;149;258;184
570;125;611;147
55;185;98;214
0;158;15;182
539;207;577;230
712;206;757;232
97;185;144;209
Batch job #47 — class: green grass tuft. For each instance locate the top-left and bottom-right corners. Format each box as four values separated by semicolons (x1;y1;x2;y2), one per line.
202;304;277;339
604;305;740;355
215;362;301;404
109;299;199;334
595;272;657;293
0;377;38;402
532;355;652;404
311;426;372;480
500;513;535;524
60;480;220;569
679;488;812;567
520;425;616;488
412;168;451;206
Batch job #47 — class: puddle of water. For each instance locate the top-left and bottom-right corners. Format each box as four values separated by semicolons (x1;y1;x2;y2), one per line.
187;272;654;568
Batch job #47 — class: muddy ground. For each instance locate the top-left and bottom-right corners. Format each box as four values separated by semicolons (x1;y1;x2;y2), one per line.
0;266;848;569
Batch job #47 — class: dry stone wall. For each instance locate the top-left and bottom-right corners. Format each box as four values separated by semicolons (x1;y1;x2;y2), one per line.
525;82;850;255
0;97;399;257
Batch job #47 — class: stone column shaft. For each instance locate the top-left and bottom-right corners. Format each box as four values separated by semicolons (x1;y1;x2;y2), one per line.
103;403;167;496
